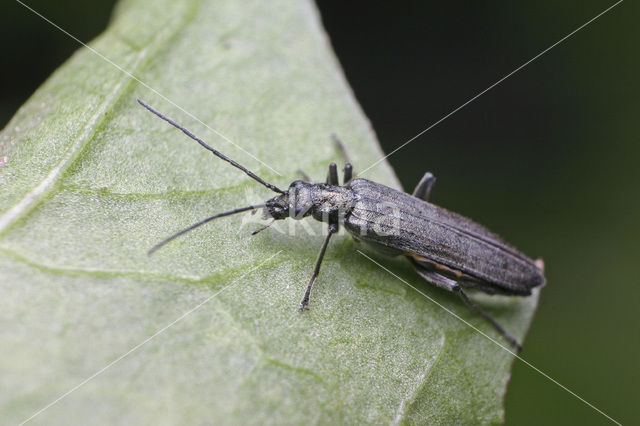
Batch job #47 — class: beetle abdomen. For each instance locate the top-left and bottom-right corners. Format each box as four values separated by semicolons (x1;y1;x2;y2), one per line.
344;178;545;294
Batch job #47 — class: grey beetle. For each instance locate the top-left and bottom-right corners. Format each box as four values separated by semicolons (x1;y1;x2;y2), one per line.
139;99;545;351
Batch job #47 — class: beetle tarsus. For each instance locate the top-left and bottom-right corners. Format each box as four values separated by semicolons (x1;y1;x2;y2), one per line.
299;296;310;311
455;287;522;352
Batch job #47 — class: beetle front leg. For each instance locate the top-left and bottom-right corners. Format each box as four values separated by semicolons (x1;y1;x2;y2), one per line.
412;172;436;201
300;223;338;310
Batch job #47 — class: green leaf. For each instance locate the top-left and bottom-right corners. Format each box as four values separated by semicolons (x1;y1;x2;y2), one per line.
0;0;539;424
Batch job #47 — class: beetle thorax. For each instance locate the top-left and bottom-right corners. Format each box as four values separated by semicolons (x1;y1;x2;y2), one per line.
264;180;355;222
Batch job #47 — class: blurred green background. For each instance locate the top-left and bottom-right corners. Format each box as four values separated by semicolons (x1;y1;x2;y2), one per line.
1;1;637;424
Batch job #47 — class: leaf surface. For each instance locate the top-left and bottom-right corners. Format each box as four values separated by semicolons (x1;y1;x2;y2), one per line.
0;0;539;424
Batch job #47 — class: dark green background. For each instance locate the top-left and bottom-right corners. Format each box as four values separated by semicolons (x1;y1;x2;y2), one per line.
2;1;637;424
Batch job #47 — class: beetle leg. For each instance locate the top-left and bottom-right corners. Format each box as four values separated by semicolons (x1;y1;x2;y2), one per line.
296;169;312;182
326;163;339;185
412;172;436;201
300;224;338;310
332;133;352;164
411;259;522;352
331;134;355;184
411;261;460;292
343;163;353;185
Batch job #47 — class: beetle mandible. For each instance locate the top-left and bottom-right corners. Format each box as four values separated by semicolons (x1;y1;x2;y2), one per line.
139;99;545;351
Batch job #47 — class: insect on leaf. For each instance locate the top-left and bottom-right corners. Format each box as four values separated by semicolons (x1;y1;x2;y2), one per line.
0;0;539;423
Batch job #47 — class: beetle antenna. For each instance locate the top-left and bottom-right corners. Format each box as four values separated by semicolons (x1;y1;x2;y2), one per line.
138;99;285;194
148;204;266;255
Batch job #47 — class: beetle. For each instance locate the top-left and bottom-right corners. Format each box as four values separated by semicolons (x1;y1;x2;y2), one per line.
139;99;545;351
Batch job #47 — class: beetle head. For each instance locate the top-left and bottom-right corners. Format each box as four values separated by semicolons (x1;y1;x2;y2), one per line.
264;180;314;220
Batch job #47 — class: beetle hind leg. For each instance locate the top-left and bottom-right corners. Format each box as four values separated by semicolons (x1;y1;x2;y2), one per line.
455;288;522;352
410;260;522;352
